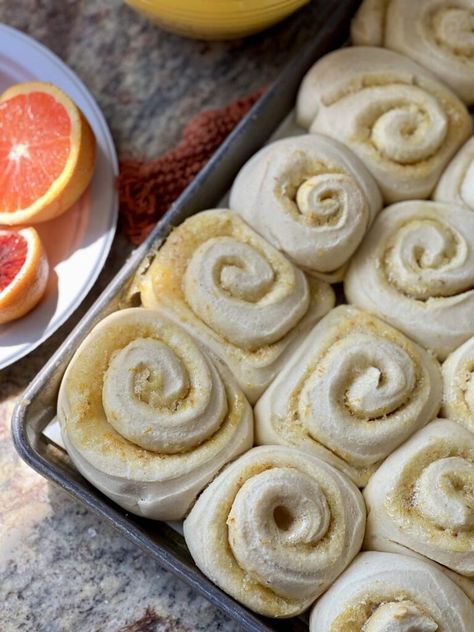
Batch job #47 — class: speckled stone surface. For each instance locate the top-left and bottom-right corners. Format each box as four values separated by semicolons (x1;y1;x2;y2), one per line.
0;2;340;630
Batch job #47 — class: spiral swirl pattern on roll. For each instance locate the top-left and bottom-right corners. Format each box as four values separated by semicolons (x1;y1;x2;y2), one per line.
309;552;474;632
102;337;226;453
183;446;365;617
296;47;472;202
442;335;474;435
183;237;308;348
229;134;382;282
345;201;474;359
57;308;253;520
138;209;335;403
352;0;474;104
435;137;474;213
255;306;441;487
364;419;474;579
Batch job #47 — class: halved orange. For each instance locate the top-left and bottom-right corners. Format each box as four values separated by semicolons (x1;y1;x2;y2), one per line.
0;227;49;324
0;81;96;225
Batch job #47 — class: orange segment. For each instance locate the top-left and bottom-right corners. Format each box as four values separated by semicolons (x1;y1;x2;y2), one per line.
0;231;28;291
0;82;96;225
0;92;71;210
0;227;49;325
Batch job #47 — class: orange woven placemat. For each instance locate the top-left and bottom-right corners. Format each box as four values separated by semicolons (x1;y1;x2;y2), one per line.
117;88;265;245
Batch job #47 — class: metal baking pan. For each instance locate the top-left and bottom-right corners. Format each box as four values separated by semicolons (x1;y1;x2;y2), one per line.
12;2;361;630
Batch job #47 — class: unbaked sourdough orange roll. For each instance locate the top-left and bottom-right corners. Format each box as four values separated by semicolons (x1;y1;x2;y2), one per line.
363;419;474;597
442;335;474;435
138;209;335;403
309;552;474;631
345;201;474;360
183;445;366;618
296;47;472;202
255;305;441;487
434;137;474;212
351;0;474;104
229;134;382;282
57;308;253;521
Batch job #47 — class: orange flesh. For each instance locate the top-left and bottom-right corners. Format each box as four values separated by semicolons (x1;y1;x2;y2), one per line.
0;232;27;291
0;92;71;211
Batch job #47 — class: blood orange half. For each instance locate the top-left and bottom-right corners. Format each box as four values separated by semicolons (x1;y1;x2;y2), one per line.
0;227;49;324
0;81;96;225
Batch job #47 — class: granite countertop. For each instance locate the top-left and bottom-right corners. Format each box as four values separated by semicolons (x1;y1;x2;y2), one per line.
0;2;328;629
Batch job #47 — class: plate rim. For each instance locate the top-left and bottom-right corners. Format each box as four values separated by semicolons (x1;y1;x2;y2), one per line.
0;23;119;370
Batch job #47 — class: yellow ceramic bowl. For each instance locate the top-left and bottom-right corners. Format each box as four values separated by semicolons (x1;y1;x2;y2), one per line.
125;0;310;40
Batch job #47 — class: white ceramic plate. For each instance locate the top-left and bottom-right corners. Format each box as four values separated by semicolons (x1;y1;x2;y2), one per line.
0;24;118;370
